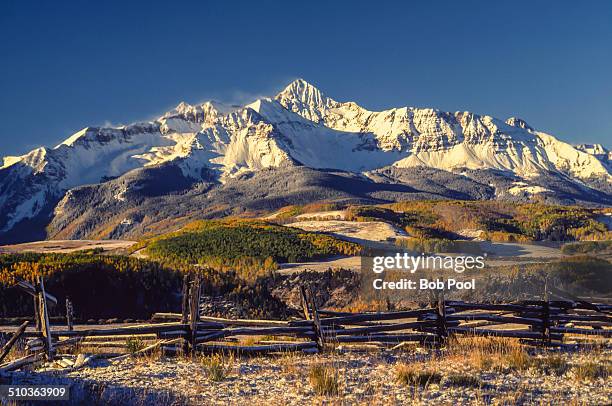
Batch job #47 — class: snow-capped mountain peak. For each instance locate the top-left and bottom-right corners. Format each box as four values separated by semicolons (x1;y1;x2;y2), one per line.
276;78;332;105
505;117;534;131
0;79;610;239
275;79;340;123
162;100;240;124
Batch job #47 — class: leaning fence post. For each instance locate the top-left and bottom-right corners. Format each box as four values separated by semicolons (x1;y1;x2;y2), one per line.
37;276;54;361
307;287;324;350
299;286;312;321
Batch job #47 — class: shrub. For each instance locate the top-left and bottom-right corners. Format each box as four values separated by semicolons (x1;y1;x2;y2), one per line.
443;373;482;387
309;364;340;396
126;337;146;354
561;241;612;255
533;355;569;376
202;354;230;382
395;364;442;387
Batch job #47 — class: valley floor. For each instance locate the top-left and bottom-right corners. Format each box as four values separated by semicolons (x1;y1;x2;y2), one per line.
0;239;136;254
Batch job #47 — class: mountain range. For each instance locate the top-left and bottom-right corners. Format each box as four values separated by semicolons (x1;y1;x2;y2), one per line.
1;79;611;243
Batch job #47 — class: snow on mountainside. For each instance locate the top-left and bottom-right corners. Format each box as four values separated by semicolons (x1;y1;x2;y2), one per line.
575;143;612;171
276;80;609;180
0;79;610;238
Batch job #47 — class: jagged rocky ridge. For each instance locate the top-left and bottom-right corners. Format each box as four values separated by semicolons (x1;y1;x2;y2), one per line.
1;79;611;242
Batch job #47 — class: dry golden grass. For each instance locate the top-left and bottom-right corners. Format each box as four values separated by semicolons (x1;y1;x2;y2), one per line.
471;354;494;371
133;343;166;365
330;298;393;313
201;353;233;382
572;361;610;381
565;399;589;406
446;335;532;372
239;336;260;346
308;363;341;396
278;351;305;376
447;335;519;356
503;346;532;371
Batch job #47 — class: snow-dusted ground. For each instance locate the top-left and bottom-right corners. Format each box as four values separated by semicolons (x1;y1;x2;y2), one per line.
287;219;404;243
8;347;610;405
507;182;551;197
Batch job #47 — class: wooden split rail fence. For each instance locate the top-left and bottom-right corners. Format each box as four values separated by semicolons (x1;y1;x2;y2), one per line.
1;275;610;374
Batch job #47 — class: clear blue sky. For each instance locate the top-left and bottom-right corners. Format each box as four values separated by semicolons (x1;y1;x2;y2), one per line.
1;0;611;156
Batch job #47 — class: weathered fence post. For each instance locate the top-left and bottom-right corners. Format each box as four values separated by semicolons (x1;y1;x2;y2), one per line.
181;275;190;325
307;287;324;350
37;276;54;361
542;300;551;345
180;273;191;354
189;274;202;355
33;294;41;332
299;286;312;321
436;291;447;345
65;297;74;332
542;279;551;345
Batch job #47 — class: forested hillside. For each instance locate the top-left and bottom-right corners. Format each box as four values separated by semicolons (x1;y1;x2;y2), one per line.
344;201;611;242
138;219;361;276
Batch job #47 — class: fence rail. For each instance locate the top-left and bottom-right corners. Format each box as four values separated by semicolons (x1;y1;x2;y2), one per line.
0;274;610;374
